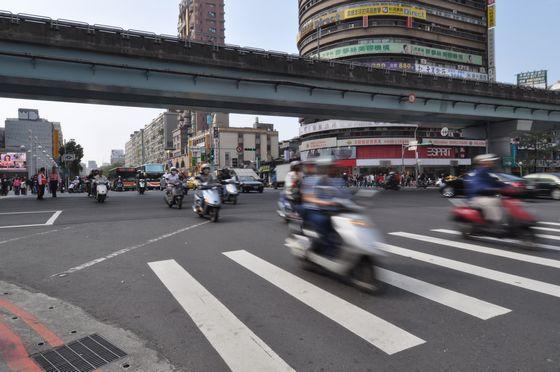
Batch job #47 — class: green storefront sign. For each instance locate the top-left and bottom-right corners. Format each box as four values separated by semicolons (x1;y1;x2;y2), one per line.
314;41;483;66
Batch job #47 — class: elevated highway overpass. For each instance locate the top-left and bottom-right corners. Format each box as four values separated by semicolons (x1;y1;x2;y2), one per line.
0;11;559;156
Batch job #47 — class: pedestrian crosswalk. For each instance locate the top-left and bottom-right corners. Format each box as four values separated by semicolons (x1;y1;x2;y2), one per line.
148;220;560;367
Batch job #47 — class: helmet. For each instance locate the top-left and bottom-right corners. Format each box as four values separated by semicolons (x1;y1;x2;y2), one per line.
170;167;178;173
290;161;302;171
201;163;210;170
474;154;499;165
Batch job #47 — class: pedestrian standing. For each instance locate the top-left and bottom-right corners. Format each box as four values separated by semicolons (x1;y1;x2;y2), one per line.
37;168;47;200
49;166;60;197
13;177;21;195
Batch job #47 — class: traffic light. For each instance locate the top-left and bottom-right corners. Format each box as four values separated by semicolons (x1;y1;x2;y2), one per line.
209;149;215;163
213;127;219;139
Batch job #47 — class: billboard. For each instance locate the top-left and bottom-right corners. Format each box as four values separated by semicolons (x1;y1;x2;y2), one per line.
314;41;483;65
415;64;488;81
299;4;426;40
0;152;27;170
371;61;414;71
301;147;357;161
517;70;548;89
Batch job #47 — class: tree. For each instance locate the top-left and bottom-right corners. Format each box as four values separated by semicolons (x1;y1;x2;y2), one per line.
518;130;559;173
59;140;84;177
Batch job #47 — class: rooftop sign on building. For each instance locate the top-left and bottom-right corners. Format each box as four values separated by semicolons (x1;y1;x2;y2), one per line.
517;70;548;89
18;109;39;120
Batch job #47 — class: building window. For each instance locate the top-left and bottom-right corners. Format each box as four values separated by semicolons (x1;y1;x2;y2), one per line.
209;27;216;33
208;11;216;17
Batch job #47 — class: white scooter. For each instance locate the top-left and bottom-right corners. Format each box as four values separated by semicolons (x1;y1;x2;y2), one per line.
193;182;222;222
93;180;109;203
285;197;385;293
164;182;185;209
220;179;239;205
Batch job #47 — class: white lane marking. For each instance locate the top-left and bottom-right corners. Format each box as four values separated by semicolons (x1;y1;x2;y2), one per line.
45;210;63;225
0;210;59;215
375;267;511;320
390;232;560;269
0;210;63;229
539;222;560;227
149;260;294;372
0;226;73;246
51;222;210;277
533;226;560;233
431;229;560;252
224;250;425;355
378;243;560;298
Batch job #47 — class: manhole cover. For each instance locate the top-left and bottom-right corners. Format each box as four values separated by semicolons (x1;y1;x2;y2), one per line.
31;334;127;372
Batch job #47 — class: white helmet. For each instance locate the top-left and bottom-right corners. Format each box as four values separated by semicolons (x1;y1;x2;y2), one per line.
474;154;499;165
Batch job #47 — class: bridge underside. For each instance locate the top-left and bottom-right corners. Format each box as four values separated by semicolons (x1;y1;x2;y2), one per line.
0;39;559;130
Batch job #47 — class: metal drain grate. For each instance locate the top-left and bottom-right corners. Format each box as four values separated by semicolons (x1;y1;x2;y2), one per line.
31;334;127;372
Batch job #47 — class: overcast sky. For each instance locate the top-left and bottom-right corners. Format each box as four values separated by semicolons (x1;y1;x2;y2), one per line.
0;0;558;164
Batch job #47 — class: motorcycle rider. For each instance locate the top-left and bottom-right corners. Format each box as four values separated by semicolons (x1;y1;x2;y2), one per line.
284;161;303;215
301;158;348;256
195;164;215;208
92;170;107;197
466;154;505;225
165;167;181;195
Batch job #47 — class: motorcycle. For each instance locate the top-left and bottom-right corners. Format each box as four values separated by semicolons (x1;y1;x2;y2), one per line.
138;179;147;195
383;177;400;191
164;182;185;209
193;183;222;222
220;179;239;205
68;180;81;193
114;181;124;192
93;180;109;203
285;197;384;293
277;193;299;222
452;188;538;246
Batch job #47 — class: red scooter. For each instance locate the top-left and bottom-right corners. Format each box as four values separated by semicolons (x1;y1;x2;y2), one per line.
452;188;538;245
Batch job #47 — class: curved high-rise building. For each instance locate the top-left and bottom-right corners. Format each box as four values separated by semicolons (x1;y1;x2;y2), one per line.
298;0;490;81
296;1;493;178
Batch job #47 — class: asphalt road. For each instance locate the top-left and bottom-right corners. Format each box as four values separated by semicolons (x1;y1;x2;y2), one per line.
0;188;559;371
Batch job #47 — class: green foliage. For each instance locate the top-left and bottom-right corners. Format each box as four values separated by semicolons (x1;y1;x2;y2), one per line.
518;130;559;172
59;140;84;177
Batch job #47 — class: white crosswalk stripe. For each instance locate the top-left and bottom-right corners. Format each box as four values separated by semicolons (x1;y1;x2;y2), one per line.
377;243;560;298
390;232;560;269
533;226;560;233
539;222;560;227
375;267;511;320
148;260;294;372
224;250;425;355
431;229;560;252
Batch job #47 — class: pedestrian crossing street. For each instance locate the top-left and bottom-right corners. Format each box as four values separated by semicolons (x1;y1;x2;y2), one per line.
148;220;560;370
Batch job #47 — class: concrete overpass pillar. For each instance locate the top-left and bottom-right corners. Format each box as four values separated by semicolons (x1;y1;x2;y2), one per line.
463;120;533;171
463;120;533;158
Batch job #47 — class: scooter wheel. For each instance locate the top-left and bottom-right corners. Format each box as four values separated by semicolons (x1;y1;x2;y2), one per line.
178;200;183;209
350;259;381;294
233;196;238;205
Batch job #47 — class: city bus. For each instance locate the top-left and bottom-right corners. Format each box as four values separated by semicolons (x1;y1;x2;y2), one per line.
108;167;138;191
137;163;165;190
